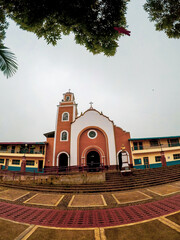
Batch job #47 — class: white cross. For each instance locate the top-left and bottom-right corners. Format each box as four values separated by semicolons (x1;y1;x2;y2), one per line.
68;89;71;92
89;102;93;108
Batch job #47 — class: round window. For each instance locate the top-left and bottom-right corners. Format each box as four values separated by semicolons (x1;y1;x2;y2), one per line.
88;130;97;139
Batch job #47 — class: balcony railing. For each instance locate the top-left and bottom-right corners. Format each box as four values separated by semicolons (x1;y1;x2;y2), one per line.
132;143;180;151
0;149;44;154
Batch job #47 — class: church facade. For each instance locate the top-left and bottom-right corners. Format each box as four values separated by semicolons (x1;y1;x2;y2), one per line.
44;91;132;170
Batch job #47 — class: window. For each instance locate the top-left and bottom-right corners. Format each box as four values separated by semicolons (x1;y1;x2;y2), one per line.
12;160;20;165
40;146;44;154
11;146;15;153
88;130;97;139
0;145;7;152
20;145;29;153
134;159;142;165
133;142;138;150
60;131;68;141
133;142;143;150
173;154;180;160
168;138;179;147
26;160;35;166
139;142;143;150
150;140;159;147
155;156;161;162
66;96;70;101
0;159;4;164
30;148;34;154
62;112;69;121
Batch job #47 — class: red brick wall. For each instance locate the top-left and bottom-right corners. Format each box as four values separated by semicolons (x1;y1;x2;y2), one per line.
78;128;108;166
45;138;54;166
54;106;73;166
114;126;132;164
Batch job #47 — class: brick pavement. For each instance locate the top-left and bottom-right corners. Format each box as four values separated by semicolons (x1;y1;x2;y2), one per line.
0;194;179;228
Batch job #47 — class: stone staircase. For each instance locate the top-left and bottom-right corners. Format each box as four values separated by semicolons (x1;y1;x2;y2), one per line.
0;165;180;193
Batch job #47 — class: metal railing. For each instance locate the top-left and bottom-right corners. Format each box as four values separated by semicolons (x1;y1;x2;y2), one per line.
0;150;44;154
44;164;112;174
132;143;180;151
0;164;119;177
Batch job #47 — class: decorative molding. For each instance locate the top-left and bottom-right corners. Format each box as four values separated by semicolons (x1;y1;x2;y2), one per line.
72;108;114;124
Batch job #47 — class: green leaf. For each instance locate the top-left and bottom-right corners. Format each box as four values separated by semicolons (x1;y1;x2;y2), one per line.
0;45;18;78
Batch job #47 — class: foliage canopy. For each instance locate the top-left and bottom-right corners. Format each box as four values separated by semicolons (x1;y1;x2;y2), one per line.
0;0;179;60
0;0;129;56
144;0;180;39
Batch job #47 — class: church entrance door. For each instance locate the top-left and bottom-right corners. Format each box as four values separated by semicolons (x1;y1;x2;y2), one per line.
59;153;68;171
87;151;100;171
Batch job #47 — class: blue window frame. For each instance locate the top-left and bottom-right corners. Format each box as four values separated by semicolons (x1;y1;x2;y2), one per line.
12;159;20;165
0;159;4;164
134;159;142;165
173;154;180;160
155;156;161;162
26;160;35;166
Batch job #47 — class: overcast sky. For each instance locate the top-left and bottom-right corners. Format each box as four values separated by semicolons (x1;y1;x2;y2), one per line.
0;0;180;142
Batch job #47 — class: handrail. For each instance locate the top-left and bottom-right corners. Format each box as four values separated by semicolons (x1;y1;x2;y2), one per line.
0;165;119;176
0;150;44;154
132;143;180;151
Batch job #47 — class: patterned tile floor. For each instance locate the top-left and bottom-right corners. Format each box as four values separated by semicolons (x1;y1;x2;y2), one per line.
112;191;152;204
0;183;180;240
147;184;180;196
24;193;64;206
0;189;29;201
68;195;107;207
0;194;179;228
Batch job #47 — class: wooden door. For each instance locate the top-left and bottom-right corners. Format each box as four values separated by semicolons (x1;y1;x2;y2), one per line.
143;157;149;169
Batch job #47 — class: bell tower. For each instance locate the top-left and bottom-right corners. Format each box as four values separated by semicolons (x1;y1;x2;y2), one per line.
53;90;78;166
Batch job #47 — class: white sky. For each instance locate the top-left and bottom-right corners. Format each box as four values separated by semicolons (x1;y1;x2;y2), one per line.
0;0;180;142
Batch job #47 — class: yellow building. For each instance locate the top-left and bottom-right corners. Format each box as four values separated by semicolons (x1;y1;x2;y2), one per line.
0;142;46;172
129;136;180;169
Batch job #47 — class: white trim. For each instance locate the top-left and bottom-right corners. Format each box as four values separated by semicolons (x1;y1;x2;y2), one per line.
60;130;69;141
57;104;77;107
72;104;77;121
117;150;130;165
87;130;97;139
52;106;59;166
61;112;69;122
70;110;116;166
57;151;70;167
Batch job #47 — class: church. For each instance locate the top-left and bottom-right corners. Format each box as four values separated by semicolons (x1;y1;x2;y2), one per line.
0;91;180;173
44;91;132;171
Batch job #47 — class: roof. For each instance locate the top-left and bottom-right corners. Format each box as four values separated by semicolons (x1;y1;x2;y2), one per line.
73;108;114;124
44;131;55;138
129;136;180;141
0;142;46;145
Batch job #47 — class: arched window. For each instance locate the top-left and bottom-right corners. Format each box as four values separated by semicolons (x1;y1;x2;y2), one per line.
66;96;70;101
60;131;68;141
62;112;69;121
